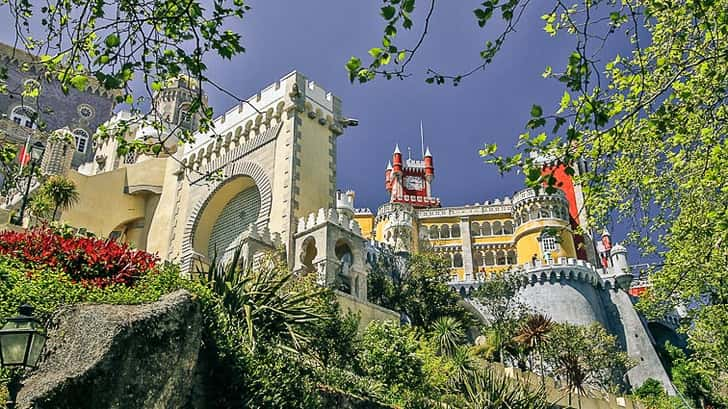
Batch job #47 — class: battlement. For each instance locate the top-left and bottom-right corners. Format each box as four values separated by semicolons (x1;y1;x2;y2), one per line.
184;71;341;156
416;201;512;219
512;187;567;209
391;194;440;207
354;208;373;215
295;207;363;237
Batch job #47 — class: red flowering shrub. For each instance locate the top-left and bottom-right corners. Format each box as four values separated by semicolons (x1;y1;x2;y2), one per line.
0;227;158;287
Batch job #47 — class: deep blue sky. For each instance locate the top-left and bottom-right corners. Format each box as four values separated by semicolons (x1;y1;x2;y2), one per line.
1;1;630;226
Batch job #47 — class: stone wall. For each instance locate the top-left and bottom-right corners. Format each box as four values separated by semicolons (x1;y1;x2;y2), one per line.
335;290;399;331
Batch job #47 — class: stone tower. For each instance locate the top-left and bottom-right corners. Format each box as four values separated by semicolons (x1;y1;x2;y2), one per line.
151;76;208;151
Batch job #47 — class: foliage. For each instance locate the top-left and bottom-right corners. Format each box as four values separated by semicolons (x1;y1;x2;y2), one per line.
367;253;399;309
36;175;80;220
513;313;553;385
398;252;473;329
661;342;727;409
198;247;325;353
471;273;529;364
357;320;427;390
542;322;633;393
0;226;158;287
28;190;54;220
431;316;466;357
351;0;728;399
1;0;250;159
460;367;550;409
632;378;686;409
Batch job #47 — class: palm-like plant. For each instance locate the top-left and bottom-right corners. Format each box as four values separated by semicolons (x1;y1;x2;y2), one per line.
431;316;465;357
40;175;80;220
513;313;553;386
199;246;326;352
558;353;587;409
461;367;550;409
449;345;477;388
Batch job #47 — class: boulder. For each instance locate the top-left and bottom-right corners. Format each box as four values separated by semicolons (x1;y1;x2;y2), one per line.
17;290;203;409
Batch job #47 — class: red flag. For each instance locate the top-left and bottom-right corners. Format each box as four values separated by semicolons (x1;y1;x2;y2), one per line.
18;145;30;166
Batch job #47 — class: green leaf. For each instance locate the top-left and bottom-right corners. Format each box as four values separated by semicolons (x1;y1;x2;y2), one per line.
69;75;89;91
368;48;383;58
104;34;120;48
381;6;396;19
530;104;543;117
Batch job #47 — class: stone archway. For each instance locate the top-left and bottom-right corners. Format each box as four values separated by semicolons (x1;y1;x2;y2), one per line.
181;160;272;272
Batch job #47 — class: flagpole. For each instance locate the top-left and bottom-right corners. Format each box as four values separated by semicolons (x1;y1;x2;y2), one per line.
420;120;425;158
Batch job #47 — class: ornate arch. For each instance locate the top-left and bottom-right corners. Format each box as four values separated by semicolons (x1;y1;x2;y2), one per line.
180;160;273;272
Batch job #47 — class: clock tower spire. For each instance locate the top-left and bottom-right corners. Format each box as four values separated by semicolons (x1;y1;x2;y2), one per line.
385;143;440;208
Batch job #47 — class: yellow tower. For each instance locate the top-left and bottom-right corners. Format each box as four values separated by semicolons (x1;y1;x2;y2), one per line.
511;188;577;265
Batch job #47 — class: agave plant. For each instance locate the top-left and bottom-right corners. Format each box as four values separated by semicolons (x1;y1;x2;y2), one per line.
431;316;466;357
199;245;327;353
513;313;553;386
461;366;550;409
449;345;477;389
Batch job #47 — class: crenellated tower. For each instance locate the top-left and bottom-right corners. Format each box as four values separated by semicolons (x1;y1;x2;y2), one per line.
385;144;440;208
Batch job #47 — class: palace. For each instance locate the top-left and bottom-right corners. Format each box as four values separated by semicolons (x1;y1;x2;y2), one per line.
0;67;678;394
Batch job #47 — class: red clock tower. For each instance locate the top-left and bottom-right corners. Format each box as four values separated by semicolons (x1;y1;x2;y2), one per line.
385;145;440;208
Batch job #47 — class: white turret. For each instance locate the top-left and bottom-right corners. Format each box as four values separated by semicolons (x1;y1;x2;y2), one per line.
336;190;356;219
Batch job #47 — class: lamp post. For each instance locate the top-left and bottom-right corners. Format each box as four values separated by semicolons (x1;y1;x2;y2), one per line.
11;141;45;226
0;304;47;409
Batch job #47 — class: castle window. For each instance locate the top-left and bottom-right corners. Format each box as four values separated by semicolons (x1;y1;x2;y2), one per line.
506;250;517;264
471;222;481;237
73;129;90;153
492;221;503;235
440;225;450;239
484;251;495;266
503;221;513;235
453;253;463;267
10;106;37;129
473;251;483;267
541;236;558;252
429;225;439;239
77;104;95;119
539;207;550;219
481;222;492;236
451;224;461;238
496;250;506;265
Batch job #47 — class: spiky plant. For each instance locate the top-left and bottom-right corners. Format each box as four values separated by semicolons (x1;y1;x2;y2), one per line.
199;245;327;353
431;316;465;357
558;353;587;409
461;366;550;409
513;313;553;386
449;345;477;388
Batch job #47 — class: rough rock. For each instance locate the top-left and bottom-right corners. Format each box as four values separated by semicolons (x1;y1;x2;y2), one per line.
17;290;203;409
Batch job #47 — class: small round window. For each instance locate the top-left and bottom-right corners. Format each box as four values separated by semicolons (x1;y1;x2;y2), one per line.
77;104;95;119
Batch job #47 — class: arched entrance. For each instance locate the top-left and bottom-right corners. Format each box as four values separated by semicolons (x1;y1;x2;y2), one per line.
191;176;261;261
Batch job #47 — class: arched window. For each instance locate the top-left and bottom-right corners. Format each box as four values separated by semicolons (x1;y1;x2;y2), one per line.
471;222;481;237
429;225;439;239
453;253;463;267
539;207;550;219
440;224;450;239
484;251;495;266
444;253;453;267
10;106;37;129
473;251;483;267
481;222;492;236
178;103;193;126
530;206;539;220
451;224;461;238
506;250;517;264
492;221;503;235
496;250;506;265
73;129;90;153
503;221;514;235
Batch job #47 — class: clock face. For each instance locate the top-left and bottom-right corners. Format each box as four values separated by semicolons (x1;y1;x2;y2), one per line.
404;176;424;190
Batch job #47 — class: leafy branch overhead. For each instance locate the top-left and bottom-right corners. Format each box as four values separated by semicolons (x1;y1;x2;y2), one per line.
3;0;251;167
350;0;728;393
